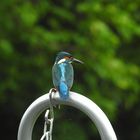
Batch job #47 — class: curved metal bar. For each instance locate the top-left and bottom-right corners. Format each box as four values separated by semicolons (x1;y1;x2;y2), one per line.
17;91;117;140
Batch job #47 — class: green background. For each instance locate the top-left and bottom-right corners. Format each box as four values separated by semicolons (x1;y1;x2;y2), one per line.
0;0;140;139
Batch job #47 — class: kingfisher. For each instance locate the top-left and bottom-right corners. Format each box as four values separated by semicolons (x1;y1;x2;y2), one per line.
52;51;83;100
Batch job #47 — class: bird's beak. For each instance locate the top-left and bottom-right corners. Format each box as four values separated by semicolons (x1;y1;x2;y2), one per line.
73;58;84;64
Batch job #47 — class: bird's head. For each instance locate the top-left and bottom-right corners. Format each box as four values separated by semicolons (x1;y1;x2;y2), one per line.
55;51;83;64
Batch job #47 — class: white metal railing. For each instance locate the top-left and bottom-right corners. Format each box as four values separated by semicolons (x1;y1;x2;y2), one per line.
17;91;117;140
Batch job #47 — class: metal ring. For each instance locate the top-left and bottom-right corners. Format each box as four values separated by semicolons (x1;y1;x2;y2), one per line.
17;91;117;140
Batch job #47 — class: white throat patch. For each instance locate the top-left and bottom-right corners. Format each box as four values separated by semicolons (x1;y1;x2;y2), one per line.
57;58;66;64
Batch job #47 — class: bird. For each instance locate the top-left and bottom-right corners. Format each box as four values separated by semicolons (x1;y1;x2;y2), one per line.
52;51;83;100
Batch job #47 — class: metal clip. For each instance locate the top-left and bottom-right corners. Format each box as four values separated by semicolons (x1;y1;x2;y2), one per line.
40;88;56;140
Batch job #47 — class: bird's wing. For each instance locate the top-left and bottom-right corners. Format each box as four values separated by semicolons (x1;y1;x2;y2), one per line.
65;64;74;89
52;64;61;88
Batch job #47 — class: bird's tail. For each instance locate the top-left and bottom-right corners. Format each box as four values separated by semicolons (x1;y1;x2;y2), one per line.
58;82;69;100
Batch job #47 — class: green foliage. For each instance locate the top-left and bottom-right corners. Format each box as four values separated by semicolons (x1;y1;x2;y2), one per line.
0;0;140;139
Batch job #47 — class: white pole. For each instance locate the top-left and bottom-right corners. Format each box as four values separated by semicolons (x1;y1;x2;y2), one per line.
17;91;117;140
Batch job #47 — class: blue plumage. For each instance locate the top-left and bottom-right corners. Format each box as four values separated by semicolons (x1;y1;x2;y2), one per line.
59;82;69;99
52;52;83;100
